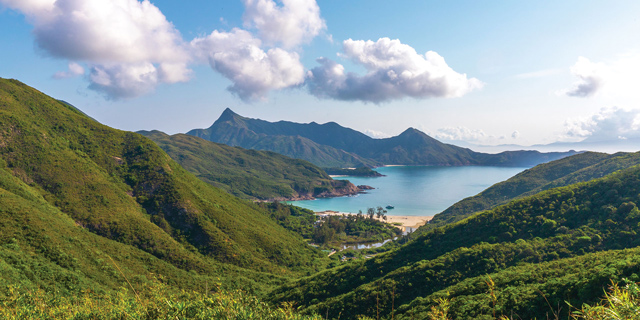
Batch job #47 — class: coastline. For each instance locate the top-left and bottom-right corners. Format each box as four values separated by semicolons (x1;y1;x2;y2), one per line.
315;210;432;232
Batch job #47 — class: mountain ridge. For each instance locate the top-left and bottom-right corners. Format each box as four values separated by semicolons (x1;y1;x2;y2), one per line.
187;108;578;168
139;130;361;200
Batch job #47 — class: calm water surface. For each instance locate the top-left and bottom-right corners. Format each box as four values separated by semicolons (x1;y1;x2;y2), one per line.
289;166;527;217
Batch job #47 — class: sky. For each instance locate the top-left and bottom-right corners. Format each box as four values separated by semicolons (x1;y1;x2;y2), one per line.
1;0;640;150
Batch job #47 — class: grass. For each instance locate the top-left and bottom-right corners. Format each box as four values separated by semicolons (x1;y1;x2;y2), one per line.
0;277;323;320
412;278;640;320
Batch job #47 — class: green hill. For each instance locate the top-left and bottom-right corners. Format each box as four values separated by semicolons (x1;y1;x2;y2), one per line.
139;130;358;200
4;77;638;320
187;108;577;168
419;151;640;234
270;163;640;319
0;78;325;298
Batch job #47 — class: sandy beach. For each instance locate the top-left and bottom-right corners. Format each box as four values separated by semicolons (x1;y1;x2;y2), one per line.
315;210;432;232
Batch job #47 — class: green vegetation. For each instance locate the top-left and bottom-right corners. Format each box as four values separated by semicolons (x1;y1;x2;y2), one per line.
416;151;640;236
258;202;318;239
257;202;401;249
397;277;640;320
187;108;576;168
0;78;326;299
571;279;640;319
0;277;322;320
270;164;640;319
323;167;383;177
140;130;358;200
5;78;640;320
311;212;401;247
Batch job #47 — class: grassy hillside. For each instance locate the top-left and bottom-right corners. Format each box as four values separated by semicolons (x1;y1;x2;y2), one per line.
271;163;640;319
139;130;358;200
1;277;324;319
0;78;325;297
419;151;640;234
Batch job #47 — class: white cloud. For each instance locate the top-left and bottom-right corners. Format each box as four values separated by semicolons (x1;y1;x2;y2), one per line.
88;63;160;99
0;0;53;17
562;57;606;97
191;28;305;102
433;126;520;145
560;54;640;99
242;0;326;49
1;0;325;101
363;129;391;139
563;106;640;142
53;62;85;79
307;38;483;103
434;126;489;142
1;0;191;99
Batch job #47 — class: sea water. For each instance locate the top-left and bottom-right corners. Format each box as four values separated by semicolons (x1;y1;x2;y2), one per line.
288;166;527;217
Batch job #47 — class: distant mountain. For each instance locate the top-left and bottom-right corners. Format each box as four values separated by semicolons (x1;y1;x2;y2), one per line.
187;108;577;168
447;138;640;154
139;130;359;200
188;108;377;168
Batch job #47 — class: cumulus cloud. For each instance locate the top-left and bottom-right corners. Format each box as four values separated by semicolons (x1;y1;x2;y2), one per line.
242;0;326;49
563;107;640;142
307;38;483;103
433;126;520;144
0;0;191;99
2;0;324;101
562;57;606;97
87;63;160;99
434;126;490;142
53;62;85;79
191;28;305;101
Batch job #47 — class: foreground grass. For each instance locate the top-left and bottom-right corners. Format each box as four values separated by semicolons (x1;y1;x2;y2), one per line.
425;279;640;320
0;278;321;320
2;274;639;320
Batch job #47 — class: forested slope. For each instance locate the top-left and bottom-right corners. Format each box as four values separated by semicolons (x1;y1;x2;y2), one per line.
140;130;358;200
271;163;640;319
419;151;640;233
0;78;324;298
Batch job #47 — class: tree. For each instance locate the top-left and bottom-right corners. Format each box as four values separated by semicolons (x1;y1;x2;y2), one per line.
367;207;375;219
375;207;388;220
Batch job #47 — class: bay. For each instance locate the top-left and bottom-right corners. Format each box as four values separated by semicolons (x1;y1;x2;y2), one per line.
288;166;527;217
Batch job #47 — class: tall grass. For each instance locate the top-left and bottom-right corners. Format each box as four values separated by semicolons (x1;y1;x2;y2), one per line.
420;278;640;320
0;277;321;320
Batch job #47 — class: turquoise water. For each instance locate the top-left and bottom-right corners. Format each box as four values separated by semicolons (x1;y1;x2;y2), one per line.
288;166;527;217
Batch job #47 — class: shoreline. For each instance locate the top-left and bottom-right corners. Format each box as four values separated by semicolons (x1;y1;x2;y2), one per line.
315;210;432;232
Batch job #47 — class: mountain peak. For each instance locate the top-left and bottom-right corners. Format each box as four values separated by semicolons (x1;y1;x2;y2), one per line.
399;127;425;136
213;108;245;126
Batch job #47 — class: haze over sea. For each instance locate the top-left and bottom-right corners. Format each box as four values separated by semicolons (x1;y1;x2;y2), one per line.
289;166;527;217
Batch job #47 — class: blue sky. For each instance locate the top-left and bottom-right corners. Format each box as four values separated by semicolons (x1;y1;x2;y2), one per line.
1;0;640;149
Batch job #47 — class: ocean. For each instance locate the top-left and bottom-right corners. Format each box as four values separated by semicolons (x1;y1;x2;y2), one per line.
288;165;527;217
